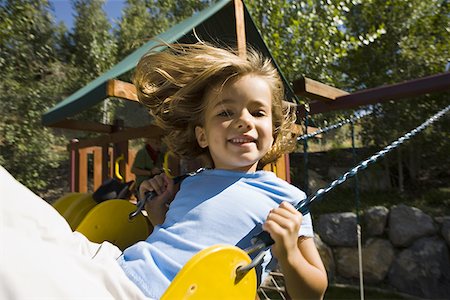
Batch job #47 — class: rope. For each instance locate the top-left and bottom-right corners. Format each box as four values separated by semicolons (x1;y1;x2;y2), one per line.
296;104;450;214
297;109;373;141
351;120;365;300
303;103;310;194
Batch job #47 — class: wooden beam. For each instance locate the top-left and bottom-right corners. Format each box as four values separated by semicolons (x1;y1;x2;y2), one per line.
234;0;246;58
49;119;114;133
107;79;139;102
72;124;164;150
293;77;349;102
297;72;450;117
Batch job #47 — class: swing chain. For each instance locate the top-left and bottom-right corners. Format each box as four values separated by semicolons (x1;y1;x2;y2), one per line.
298;109;373;141
302;104;450;210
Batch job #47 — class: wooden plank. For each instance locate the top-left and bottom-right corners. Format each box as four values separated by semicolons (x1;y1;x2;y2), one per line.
234;0;246;58
93;147;103;191
69;139;79;192
73;124;164;150
294;77;349;102
297;72;450;117
78;148;88;193
102;146;110;183
50;119;113;133
107;79;139;102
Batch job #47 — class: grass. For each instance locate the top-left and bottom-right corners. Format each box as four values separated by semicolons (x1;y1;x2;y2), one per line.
324;285;409;300
258;285;409;300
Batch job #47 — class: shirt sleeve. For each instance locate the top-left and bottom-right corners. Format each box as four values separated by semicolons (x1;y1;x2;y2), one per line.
299;212;314;237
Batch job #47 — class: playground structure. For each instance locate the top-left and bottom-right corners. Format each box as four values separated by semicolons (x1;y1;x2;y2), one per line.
43;0;450;298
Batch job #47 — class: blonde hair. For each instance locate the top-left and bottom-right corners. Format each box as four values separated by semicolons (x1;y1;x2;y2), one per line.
133;43;297;167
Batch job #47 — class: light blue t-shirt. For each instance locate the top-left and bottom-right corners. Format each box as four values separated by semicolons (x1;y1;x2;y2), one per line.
118;169;313;299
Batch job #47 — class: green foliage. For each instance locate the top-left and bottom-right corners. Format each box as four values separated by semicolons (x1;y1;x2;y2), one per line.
0;0;67;190
115;0;215;60
246;0;386;87
64;0;118;123
340;0;450;184
115;0;153;58
70;0;117;79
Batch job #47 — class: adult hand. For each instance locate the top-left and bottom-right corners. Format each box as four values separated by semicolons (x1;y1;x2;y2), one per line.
150;167;161;177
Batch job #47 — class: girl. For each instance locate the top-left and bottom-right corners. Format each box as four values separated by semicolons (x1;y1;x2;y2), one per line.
120;43;328;299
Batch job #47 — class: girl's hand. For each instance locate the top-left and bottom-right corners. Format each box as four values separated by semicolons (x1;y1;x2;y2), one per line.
262;201;302;258
139;173;177;226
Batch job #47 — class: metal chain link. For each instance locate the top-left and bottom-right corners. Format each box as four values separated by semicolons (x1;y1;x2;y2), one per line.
297;109;373;141
297;104;450;213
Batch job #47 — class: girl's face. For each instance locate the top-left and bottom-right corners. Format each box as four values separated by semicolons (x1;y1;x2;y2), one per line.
195;74;274;172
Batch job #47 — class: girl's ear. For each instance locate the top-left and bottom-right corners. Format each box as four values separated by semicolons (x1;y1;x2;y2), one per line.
195;126;208;148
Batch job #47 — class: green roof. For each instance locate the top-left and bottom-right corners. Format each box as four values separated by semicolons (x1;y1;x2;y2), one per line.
42;0;294;126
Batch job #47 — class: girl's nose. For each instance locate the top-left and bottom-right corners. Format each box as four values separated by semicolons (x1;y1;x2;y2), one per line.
235;111;254;130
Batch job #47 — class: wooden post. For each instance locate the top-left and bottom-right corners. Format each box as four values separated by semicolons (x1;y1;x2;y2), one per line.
93;147;103;191
112;119;128;182
234;0;246;57
78;148;88;193
101;145;109;183
70;139;79;192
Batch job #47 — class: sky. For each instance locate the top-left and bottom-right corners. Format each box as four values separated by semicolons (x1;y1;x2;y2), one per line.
50;0;126;29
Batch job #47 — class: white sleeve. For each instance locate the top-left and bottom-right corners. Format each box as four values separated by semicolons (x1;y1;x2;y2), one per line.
299;212;314;237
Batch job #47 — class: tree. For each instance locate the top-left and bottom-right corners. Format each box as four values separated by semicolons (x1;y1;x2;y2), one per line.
63;0;117;124
115;0;153;59
115;0;216;60
0;0;67;190
70;0;117;81
341;0;450;187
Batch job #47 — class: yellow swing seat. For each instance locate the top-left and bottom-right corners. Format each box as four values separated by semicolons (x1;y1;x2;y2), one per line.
75;199;151;250
162;244;257;300
52;192;97;230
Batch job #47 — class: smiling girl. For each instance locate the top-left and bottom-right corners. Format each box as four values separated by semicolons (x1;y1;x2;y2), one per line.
122;43;328;299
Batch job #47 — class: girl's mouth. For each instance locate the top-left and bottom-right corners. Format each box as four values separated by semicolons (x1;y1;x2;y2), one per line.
229;137;256;144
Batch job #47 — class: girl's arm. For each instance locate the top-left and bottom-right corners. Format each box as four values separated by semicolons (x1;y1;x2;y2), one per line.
139;173;178;226
263;201;328;299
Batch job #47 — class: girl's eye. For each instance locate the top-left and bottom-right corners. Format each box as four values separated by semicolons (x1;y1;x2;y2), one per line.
217;110;233;117
252;110;266;117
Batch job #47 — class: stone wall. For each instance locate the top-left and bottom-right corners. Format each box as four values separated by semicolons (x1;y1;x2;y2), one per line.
313;204;450;299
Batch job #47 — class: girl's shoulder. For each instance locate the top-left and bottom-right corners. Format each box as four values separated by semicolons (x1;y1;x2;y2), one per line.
196;169;305;198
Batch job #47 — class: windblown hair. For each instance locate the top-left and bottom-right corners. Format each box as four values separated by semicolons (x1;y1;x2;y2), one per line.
133;42;298;167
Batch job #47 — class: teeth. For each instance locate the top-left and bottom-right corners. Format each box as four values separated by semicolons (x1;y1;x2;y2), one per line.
231;138;254;143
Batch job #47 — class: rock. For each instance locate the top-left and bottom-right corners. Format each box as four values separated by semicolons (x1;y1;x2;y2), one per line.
363;206;389;237
334;247;358;279
315;213;357;247
314;234;335;280
441;219;450;247
334;238;394;283
307;170;327;194
388;204;437;247
362;238;395;283
387;236;450;299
